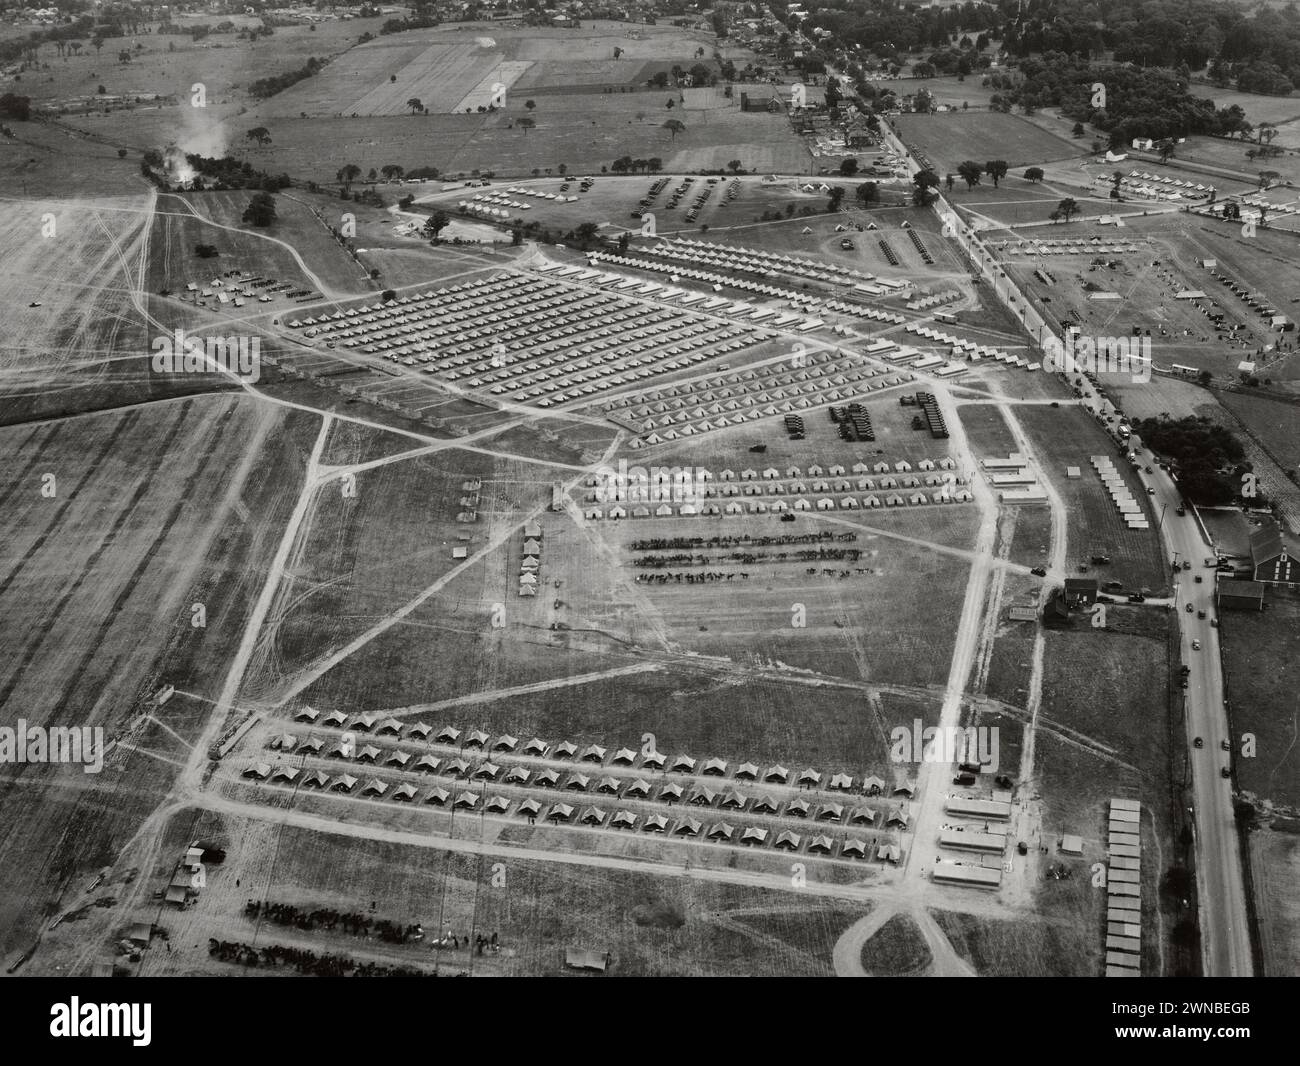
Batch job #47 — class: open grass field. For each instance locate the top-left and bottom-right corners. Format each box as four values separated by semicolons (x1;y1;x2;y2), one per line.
254;445;549;689
1016;404;1167;591
894;112;1087;175
1188;85;1300;126
932;906;1095;976
19;18;377;114
1248;828;1300;978
147;189;374;302
209;105;809;184
1219;584;1300;810
955;401;1018;458
859;912;931;974
110;814;865;977
1217;390;1300;472
254;21;719;118
0;395;320;968
1159;134;1300;185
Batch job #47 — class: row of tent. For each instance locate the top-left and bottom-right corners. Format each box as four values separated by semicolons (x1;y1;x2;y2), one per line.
587;491;972;517
298;272;762;407
583;252;832;316
243;765;896;857
250;756;904;821
609;351;898;418
277;714;911;794
998;238;1144;255
650;236;897;292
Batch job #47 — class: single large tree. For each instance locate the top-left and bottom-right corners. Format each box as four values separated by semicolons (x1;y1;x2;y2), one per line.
337;163;362;191
423;210;449;240
1057;197;1079;222
381;164;404;181
245;126;272;147
517;116;535;134
663;118;685;140
406;97;423;115
956;160;983;189
912;168;940;207
242;192;277;227
985;160;1007;187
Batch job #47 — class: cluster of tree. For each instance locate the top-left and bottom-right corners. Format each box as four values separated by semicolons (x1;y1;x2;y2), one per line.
610;155;665;174
248;56;325;100
1001;0;1300;95
1132;415;1247;505
809;0;1000;58
951;159;1009;189
178;152;292;192
989;56;1251;144
207;938;432;976
380;13;441;36
243;900;424;943
0;94;31;122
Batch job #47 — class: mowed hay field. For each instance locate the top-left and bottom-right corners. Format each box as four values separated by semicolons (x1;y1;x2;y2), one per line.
254;21;719;119
134;815;864;976
1015;404;1167;591
893;112;1086;173
0;396;321;969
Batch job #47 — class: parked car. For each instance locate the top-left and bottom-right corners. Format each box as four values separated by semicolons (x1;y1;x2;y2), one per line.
1221;739;1231;751
1194;737;1203;748
1186;603;1194;613
1192;639;1201;650
1198;610;1207;619
1030;566;1047;577
1220;767;1231;778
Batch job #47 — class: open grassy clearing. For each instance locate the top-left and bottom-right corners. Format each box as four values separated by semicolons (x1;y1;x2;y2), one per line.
859;912;931;975
894;112;1086;175
932;906;1094;976
955;401;1018;458
602;517;972;690
0;396;319;969
1219;584;1300;809
0;121;149;199
1247;829;1300;978
259;447;546;687
146;190;373;302
1217;391;1300;473
24;19;377;112
121;813;863;977
1016;404;1167;591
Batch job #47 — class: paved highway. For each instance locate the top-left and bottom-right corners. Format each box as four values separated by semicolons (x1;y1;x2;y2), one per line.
1133;450;1255;977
